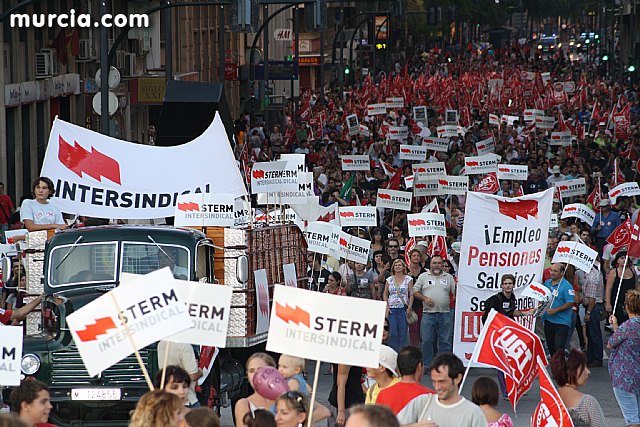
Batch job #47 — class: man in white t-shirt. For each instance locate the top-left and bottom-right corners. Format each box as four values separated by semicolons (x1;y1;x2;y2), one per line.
20;177;66;231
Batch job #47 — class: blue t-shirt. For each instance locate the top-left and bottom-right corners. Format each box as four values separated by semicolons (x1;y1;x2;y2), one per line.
592;210;621;239
542;278;574;327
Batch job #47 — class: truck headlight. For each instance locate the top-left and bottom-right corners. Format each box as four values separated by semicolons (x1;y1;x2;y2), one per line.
21;354;41;375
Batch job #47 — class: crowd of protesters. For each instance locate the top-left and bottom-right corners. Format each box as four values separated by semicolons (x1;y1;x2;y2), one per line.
3;45;640;427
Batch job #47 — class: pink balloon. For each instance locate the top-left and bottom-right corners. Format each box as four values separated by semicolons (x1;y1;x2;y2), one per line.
252;366;289;400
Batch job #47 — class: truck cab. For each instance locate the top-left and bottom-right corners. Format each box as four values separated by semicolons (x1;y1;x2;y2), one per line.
6;223;306;425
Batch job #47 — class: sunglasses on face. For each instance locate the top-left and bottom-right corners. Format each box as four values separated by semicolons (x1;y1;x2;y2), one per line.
387;245;399;249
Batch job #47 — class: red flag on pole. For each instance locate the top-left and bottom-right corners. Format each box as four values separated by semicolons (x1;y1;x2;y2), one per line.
475;172;500;194
404;237;416;266
427;235;448;259
606;219;631;256
470;310;547;410
531;358;574;427
628;217;640;259
585;183;601;213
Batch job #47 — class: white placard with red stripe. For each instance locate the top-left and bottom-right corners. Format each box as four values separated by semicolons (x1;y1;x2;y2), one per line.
523;108;545;123
454;189;553;365
266;286;385;367
497;164;528;181
412;162;446;180
387;126;409;141
367;103;387;116
561;203;596;226
552;241;597;273
338;206;377;227
489;114;500;125
174;193;235;227
554;178;586;198
550;131;571;146
437;125;458;138
376;189;413;211
423;137;449;152
385;97;404;109
341;155;371;171
464;154;499;175
0;326;23;385
304;221;338;255
413;178;439;197
399;144;428;161
476;137;495;155
251;161;299;194
340;234;372;264
407;213;446;237
609;182;640;204
521;71;536;80
535;116;555;129
359;124;370;137
404;175;414;188
437;175;469;195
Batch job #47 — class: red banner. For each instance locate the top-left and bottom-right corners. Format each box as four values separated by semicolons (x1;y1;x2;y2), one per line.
531;358;574;427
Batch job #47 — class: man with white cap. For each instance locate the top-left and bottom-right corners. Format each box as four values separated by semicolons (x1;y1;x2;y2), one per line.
364;345;399;404
591;198;621;256
546;165;565;186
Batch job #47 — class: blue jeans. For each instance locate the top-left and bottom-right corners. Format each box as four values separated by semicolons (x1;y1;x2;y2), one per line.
586;303;603;363
421;312;453;368
565;310;577;350
388;307;408;352
613;387;640;425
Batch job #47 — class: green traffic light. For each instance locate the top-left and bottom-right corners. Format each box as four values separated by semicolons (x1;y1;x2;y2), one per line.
585;39;590;44
602;55;609;61
629;65;636;72
344;67;350;75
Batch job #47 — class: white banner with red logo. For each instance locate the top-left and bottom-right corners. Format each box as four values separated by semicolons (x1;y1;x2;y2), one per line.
251;161;300;194
341;155;371;171
560;203;596;226
464;154;499;175
304;221;338;255
0;326;23;385
489;114;500;125
437;125;458;138
454;189;552;366
552;241;597;273
469;310;548;409
407;213;446;237
609;182;640;204
340;234;372;264
40;114;247;219
523;108;544;123
550;131;572;146
174;193;235;227
423;137;449;152
385;97;404;109
532;358;574;427
399;144;428;161
338;206;377;227
254;269;270;334
66;268;191;376
376;189;413;211
554;178;586;199
266;286;386;367
413;162;446;180
497;164;529;181
476;137;495;155
535;116;555;129
387;126;409;141
438;176;469;195
367;103;387;116
414;178;439;197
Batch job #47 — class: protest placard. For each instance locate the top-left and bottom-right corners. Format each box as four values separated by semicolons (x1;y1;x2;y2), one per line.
464;154;499;175
376;189;412;211
0;326;23;386
338;206;377;227
552;241;597;273
407;213;446;237
341;155;371;171
399;144;428;161
423;137;449;152
497;164;529;181
438;176;469;195
174;193;235;227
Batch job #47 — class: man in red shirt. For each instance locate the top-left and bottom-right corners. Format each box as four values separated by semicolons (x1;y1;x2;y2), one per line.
0;294;42;325
0;181;15;231
375;346;434;419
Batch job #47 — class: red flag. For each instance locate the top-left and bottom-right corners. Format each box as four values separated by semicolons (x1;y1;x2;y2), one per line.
606;220;631;255
531;358;574;427
614;159;626;186
629;217;640;259
316;204;337;223
404;237;416;266
475;172;500;194
472;310;547;410
427;235;447;259
515;185;524;197
585;184;601;213
385;167;403;190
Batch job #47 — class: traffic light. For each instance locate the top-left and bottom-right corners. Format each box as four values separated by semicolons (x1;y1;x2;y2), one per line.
629;65;636;72
602;53;609;61
344;66;351;75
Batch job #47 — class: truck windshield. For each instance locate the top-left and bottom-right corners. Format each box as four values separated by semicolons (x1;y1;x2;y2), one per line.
121;242;190;280
48;242;118;287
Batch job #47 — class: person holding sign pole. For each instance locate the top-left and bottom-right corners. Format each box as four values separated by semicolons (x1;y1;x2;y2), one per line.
542;263;575;358
605;251;639;326
383;259;415;352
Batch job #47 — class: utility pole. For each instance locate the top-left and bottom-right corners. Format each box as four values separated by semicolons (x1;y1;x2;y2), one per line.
100;0;109;135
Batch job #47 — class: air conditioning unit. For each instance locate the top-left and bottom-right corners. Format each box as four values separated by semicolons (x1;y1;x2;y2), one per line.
78;39;96;60
129;38;143;56
123;53;136;77
35;49;56;78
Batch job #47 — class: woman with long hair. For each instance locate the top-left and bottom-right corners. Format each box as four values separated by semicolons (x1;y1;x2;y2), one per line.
369;227;385;253
608;289;640;427
383;258;414;352
234;353;277;426
324;271;347;296
407;249;427;346
129;390;183;427
549;349;606;426
154;365;192;420
606;251;639;325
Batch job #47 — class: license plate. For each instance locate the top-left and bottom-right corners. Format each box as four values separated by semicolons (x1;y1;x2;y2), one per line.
71;388;121;401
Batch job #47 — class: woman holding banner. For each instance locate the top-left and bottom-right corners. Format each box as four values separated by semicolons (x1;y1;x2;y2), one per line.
605;251;639;326
383;259;414;352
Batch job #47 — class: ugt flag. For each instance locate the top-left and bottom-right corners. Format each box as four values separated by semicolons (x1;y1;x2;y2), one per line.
531;357;574;427
469;310;548;410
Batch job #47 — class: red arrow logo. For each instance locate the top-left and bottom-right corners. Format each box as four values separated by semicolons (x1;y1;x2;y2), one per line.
557;246;571;254
400;148;411;153
378;193;391;200
340;211;355;217
477;145;486;149
439;179;448;186
409;219;426;226
275;303;310;327
76;316;117;342
415;167;426;172
497;199;539;220
252;169;265;179
467;161;479;166
415;183;427;189
558;185;568;191
610;190;621;197
529;284;547;295
565;207;577;212
343;159;354;164
339;238;348;247
498;167;510;172
178;202;199;212
58;136;121;184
